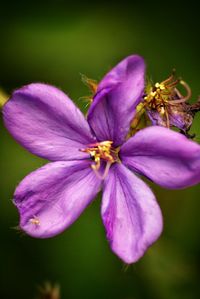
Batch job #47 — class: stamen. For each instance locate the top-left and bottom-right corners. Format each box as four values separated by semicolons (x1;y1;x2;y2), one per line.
80;141;119;179
92;161;112;180
165;110;170;128
173;87;183;99
160;69;176;85
168;80;191;104
165;78;180;88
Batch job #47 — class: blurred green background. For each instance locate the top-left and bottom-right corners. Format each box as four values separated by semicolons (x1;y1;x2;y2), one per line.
0;1;200;298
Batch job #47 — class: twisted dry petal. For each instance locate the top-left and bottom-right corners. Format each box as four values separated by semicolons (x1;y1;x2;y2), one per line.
101;163;163;264
3;83;96;161
147;107;193;133
14;160;101;238
121;126;200;189
87;55;145;146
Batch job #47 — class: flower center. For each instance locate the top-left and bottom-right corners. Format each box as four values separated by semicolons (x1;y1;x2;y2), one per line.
81;141;120;179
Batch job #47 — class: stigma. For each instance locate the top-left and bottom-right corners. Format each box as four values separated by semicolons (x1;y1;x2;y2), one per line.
81;141;120;179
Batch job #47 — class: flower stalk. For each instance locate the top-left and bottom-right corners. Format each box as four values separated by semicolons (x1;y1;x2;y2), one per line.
0;88;9;108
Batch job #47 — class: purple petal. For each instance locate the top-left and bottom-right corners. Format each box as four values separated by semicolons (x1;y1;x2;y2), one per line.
121;126;200;189
14;160;101;238
87;55;145;146
101;163;163;264
3;83;96;161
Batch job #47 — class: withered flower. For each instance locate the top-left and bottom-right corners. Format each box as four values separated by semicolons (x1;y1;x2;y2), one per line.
132;72;200;137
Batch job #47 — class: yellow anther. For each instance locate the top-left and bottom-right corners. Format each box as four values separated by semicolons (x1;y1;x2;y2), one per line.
160;84;165;90
136;102;145;112
151;91;156;96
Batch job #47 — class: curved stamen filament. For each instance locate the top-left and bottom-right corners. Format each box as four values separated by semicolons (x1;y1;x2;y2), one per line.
161;74;174;85
165;110;170;128
173;87;183;99
168;80;191;104
165;79;180;88
160;69;176;85
92;161;112;180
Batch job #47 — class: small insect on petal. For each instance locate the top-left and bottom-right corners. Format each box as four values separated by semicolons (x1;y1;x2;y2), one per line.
29;216;40;226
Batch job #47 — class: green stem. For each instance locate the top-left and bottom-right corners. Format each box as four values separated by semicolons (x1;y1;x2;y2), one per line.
0;89;9;108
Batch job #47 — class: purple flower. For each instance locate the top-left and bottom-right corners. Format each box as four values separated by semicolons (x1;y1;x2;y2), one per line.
3;55;200;264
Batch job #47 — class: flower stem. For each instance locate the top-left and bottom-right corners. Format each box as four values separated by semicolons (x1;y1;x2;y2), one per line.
0;88;9;108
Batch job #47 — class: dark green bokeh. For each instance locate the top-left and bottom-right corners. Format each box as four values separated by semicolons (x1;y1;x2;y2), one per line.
0;1;200;298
